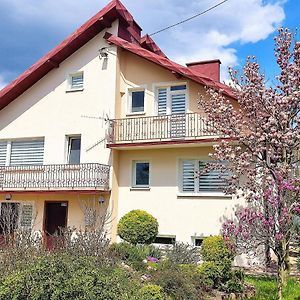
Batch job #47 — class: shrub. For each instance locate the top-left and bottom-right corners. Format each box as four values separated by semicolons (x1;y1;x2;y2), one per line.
165;242;200;264
137;284;164;300
200;235;234;263
117;210;158;245
152;263;202;300
222;278;244;293
109;242;148;270
197;261;231;289
0;253;140;300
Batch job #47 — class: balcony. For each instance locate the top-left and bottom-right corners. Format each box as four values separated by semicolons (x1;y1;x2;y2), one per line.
107;113;219;147
0;163;110;191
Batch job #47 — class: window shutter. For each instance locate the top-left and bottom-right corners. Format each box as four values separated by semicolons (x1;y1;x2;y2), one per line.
171;93;186;114
182;160;195;192
198;162;228;192
10;140;44;166
71;73;83;89
157;88;167;115
0;142;7;166
20;204;33;229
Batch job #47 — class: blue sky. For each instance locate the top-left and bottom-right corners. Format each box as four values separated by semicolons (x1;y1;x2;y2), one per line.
0;0;299;89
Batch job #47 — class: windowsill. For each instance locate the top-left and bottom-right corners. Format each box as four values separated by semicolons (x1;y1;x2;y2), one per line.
66;88;84;93
126;112;146;117
130;187;151;191
177;192;232;198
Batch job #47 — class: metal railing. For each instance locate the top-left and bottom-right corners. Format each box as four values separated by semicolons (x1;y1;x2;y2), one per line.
108;113;218;144
0;163;110;190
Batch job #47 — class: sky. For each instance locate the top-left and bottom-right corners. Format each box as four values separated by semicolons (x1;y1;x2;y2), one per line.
0;0;299;89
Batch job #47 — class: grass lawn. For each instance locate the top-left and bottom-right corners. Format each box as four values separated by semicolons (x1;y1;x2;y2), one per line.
246;276;300;300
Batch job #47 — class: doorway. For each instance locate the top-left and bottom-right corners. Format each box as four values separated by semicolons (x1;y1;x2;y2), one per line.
44;201;68;249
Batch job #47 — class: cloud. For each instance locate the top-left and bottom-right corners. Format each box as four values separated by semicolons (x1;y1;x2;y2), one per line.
163;0;286;80
0;74;8;90
0;0;286;83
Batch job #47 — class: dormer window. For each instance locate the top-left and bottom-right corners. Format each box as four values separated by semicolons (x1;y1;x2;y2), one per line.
67;72;84;92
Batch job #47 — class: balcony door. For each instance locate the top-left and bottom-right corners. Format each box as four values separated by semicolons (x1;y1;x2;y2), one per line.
44;202;68;249
157;85;187;139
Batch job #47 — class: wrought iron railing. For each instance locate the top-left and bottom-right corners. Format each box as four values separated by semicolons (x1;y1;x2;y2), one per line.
0;163;110;190
108;113;218;144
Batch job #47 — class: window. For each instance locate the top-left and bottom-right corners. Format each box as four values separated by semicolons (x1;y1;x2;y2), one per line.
10;139;44;166
0;202;33;234
154;236;176;245
129;89;145;113
133;161;149;187
193;237;204;247
181;160;229;193
68;137;81;164
0;139;44;166
68;72;84;91
157;84;186;115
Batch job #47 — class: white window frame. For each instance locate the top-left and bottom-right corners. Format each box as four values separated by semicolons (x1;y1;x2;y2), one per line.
67;71;84;92
0;138;45;167
67;136;81;165
127;87;146;115
0;201;35;231
178;159;231;197
154;82;188;115
132;160;150;188
192;236;204;247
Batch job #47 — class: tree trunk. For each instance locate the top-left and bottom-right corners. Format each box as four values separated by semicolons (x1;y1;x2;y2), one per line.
277;261;285;300
265;244;271;269
284;243;291;275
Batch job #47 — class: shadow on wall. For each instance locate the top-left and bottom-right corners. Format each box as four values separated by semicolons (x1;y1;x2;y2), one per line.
0;38;109;132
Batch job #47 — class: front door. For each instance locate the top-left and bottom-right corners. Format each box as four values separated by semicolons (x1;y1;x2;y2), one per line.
44;202;68;249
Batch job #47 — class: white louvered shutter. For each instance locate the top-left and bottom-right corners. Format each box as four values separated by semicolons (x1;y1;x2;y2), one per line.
182;160;195;192
198;162;228;192
0;142;7;166
157;88;167;115
71;73;83;89
171;93;186;114
10;140;44;166
20;204;34;229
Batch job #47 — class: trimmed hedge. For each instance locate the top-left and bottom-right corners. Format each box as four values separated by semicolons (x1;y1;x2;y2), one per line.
117;210;158;245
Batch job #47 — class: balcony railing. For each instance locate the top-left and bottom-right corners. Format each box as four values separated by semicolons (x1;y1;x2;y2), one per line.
0;163;110;191
108;113;219;144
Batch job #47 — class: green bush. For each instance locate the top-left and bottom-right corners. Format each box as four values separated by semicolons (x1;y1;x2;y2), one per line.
109;242;148;270
137;284;164;300
0;254;140;300
197;261;231;289
152;263;202;300
197;236;244;291
117;210;159;245
222;278;244;293
165;242;200;264
200;235;234;263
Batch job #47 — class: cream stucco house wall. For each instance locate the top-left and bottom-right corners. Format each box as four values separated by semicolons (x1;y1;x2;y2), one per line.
0;0;241;248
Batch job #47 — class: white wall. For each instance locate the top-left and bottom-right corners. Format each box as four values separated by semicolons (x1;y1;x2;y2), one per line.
117;147;244;244
0;21;119;166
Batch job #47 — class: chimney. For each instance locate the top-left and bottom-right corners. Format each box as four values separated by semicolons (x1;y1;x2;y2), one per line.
186;59;221;82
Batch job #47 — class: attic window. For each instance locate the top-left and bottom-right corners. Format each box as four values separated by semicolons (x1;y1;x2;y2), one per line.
67;72;84;92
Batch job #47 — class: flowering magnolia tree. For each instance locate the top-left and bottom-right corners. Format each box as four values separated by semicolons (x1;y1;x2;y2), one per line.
199;28;300;300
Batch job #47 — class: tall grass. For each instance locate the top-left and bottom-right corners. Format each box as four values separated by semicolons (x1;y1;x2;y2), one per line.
246;276;300;300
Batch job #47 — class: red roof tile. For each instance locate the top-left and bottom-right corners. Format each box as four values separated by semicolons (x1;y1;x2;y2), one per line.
0;0;235;110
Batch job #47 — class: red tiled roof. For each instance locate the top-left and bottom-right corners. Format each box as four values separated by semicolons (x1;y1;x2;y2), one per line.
104;33;236;99
0;0;235;110
0;0;149;110
140;34;167;58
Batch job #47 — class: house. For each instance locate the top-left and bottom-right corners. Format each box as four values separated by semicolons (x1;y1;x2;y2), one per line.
0;0;242;247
